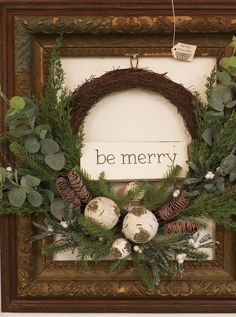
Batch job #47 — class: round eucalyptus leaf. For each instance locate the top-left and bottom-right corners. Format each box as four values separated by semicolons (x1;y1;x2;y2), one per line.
45;153;65;171
230;169;236;182
28;190;43;207
35;124;50;139
8;188;26;207
20;176;32;193
25;174;41;187
209;84;232;111
227;56;236;68
219;57;229;70
24;136;41;153
0;168;6;184
10;96;25;111
41;138;60;155
50;198;66;219
217;71;232;86
44;189;54;203
202;128;213;146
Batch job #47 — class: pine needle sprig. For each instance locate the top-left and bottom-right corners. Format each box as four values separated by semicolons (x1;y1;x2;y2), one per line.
78;215;120;243
179;187;236;229
152;232;190;247
109;259;126;273
118;181;147;212
143;165;182;210
42;239;76;256
208;111;236;167
205;67;217;103
39;37;83;169
132;254;155;289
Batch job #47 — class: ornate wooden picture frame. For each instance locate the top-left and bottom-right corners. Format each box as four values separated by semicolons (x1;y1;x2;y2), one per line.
1;1;236;313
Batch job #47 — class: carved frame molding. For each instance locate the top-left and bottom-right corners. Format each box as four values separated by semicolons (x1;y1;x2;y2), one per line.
1;4;236;313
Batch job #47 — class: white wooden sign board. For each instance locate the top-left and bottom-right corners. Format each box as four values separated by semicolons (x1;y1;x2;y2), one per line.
81;141;189;180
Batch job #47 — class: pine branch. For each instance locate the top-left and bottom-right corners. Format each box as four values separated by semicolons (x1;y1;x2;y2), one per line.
133;255;155;289
205;68;217;102
39;37;82;170
187;249;209;261
143;165;182;210
71;232;111;260
42;239;76;256
109;259;126;273
78;215;120;243
209;111;236;168
152;232;190;247
118;182;147;211
180;187;236;230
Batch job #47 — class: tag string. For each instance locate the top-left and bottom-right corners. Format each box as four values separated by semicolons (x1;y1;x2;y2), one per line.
171;0;176;47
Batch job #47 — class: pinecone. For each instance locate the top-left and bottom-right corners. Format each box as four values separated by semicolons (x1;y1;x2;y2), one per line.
67;170;92;203
156;197;189;221
56;176;81;209
163;220;198;234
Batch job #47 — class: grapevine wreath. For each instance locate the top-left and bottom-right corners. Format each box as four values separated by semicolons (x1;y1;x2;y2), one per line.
1;38;236;289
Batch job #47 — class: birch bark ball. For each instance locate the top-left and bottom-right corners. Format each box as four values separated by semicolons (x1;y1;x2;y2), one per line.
122;207;158;243
110;238;131;259
84;196;120;229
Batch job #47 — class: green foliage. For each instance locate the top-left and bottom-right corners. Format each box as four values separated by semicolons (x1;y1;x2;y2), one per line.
208;111;236;168
180;187;236;230
9;141;57;181
42;239;76;256
118;181;146;212
0;199;49;215
152;233;190;247
39;37;82;170
143;165;182;210
78;215;120;243
109;259;126;273
133;255;156;289
205;68;217;102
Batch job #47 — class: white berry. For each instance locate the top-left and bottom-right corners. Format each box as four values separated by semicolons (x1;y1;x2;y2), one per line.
47;226;54;232
173;189;181;198
176;254;183;261
188;238;195;245
133;245;142;253
60;221;68;228
6;166;12;172
205;171;215;180
192;241;200;249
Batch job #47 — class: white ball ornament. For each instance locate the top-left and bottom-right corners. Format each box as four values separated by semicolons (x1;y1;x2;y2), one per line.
84;197;120;229
110;238;131;259
122;207;158;243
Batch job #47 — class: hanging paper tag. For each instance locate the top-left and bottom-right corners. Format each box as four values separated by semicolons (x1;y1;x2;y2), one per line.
171;42;197;62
